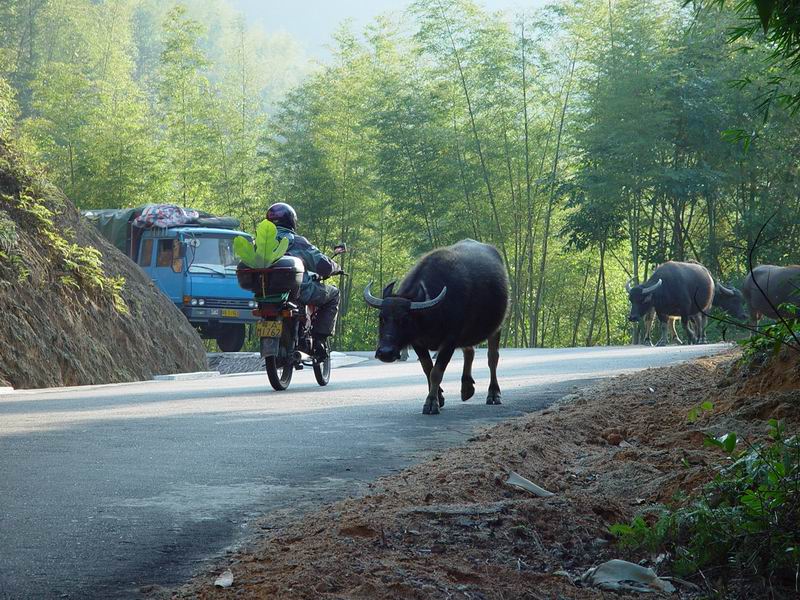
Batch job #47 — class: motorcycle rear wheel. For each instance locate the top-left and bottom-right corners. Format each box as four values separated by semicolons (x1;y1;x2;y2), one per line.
313;354;331;386
265;356;293;390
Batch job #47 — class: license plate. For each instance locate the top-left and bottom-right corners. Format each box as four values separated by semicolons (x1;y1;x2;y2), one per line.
256;320;282;338
221;309;239;318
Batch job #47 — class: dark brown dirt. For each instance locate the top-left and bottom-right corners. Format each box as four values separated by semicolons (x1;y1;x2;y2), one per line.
0;138;207;389
166;349;798;599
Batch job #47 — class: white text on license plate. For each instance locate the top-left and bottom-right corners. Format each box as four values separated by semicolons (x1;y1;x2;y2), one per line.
256;320;282;338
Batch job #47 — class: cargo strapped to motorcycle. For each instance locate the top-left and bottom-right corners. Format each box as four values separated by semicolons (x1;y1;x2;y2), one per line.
236;255;305;300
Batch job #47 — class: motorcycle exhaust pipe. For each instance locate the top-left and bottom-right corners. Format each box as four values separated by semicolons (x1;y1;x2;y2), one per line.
293;350;312;362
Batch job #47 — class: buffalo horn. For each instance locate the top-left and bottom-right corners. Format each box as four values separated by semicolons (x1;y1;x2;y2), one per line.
717;282;735;296
625;278;634;293
642;278;663;295
410;286;447;311
363;282;384;309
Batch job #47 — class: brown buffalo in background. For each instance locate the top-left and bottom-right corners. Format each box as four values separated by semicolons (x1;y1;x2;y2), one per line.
742;265;800;327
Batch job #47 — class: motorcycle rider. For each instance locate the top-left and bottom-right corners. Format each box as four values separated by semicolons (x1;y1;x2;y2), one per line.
266;202;340;359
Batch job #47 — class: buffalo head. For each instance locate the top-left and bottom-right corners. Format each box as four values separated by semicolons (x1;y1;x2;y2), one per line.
364;281;447;363
714;282;747;321
626;278;663;322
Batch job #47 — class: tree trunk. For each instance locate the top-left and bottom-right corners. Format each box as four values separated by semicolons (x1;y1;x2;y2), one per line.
436;1;509;270
531;46;577;347
571;262;591;347
586;264;603;347
600;241;611;346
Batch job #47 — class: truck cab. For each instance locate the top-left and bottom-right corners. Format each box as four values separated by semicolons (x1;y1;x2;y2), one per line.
135;227;257;351
84;207;258;353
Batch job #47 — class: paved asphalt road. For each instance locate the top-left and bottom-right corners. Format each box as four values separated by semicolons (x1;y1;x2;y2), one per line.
0;344;728;599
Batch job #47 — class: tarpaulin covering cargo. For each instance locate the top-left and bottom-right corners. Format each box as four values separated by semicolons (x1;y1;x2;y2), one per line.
82;208;141;254
83;206;241;257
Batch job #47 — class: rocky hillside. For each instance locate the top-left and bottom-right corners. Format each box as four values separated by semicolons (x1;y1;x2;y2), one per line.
0;91;207;389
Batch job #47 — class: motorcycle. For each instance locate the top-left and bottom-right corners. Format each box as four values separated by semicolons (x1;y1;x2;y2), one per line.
237;244;347;391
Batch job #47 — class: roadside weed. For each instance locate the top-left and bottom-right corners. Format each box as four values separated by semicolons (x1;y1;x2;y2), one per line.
611;420;800;592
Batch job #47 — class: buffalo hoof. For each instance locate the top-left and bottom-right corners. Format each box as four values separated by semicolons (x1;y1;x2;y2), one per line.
486;391;502;405
461;378;475;401
656;340;667;347
423;400;440;415
437;386;445;408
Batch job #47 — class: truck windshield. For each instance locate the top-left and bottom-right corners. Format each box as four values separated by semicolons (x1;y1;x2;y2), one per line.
187;236;239;274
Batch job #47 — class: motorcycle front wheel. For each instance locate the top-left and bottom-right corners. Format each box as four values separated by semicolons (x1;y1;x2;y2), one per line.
265;356;293;391
313;354;331;386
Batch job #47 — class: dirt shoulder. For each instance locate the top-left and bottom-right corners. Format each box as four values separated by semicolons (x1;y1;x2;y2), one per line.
170;349;799;599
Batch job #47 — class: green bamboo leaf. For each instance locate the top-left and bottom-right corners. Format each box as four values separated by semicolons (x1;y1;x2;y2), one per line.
754;0;775;33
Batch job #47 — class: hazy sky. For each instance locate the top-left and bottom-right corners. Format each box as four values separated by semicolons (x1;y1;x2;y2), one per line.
230;0;545;60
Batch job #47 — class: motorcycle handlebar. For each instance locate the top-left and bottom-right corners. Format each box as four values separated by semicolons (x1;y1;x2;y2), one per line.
314;270;348;282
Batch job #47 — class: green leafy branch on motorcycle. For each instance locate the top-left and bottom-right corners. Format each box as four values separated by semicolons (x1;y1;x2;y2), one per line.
233;220;288;268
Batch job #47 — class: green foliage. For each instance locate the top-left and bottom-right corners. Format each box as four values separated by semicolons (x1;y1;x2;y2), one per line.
612;421;800;588
692;1;800;114
233;220;289;268
0;77;17;137
0;209;18;253
2;0;800;350
739;308;800;359
687;400;715;424
0;185;127;313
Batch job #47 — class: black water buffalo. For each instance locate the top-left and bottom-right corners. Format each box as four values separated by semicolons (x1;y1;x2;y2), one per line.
742;265;800;327
364;239;509;415
689;281;748;343
713;281;748;322
629;261;748;345
627;261;715;345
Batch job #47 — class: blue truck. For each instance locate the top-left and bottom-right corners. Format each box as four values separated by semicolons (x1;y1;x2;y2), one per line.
84;207;258;352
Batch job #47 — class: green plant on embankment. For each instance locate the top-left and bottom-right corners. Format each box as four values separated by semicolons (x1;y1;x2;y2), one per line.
611;420;800;592
0;78;126;313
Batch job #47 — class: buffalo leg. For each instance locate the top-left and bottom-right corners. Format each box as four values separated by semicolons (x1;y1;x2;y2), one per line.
693;314;707;344
424;346;455;415
643;310;654;346
656;315;670;346
461;346;475;401
486;330;502;405
414;344;444;408
681;316;696;344
749;312;761;338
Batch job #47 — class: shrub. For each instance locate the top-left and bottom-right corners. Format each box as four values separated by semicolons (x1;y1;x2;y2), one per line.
611;420;800;592
739;310;800;360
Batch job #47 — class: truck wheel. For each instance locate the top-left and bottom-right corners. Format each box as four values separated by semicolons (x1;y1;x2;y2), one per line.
217;324;245;352
266;356;293;390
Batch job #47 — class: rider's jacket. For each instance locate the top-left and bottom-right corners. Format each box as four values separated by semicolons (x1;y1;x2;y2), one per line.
275;226;338;279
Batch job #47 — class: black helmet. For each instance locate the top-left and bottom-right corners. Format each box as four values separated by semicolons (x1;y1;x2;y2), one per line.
266;202;297;230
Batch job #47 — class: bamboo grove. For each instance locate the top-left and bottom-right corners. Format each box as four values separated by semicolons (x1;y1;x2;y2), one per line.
1;0;799;350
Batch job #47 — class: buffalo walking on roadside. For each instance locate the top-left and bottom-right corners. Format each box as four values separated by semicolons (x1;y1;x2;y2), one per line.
742;265;800;328
364;239;509;415
627;260;746;345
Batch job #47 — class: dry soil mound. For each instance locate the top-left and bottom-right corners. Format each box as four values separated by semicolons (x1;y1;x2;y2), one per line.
0;138;207;389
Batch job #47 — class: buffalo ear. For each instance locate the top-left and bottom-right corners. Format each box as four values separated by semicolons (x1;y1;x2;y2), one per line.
382;280;396;298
